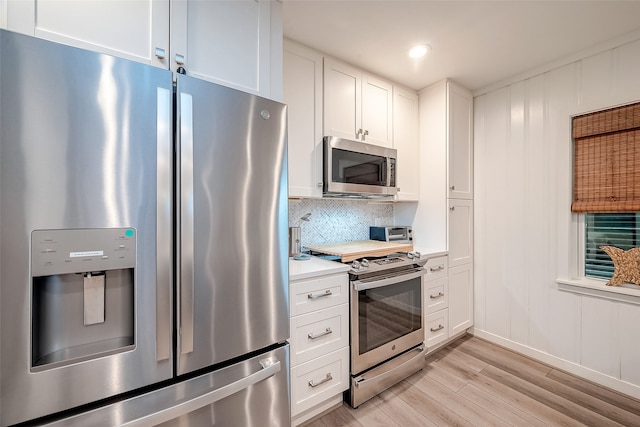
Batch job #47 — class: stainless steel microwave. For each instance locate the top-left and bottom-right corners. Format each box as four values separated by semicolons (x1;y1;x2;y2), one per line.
323;136;397;198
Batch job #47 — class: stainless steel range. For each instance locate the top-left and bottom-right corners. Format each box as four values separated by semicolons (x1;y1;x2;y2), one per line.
346;252;427;408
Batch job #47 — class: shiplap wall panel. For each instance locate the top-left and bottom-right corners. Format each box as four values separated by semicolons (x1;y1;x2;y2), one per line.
580;296;620;378
474;36;640;398
482;87;511;338
615;40;640;100
546;63;581;364
619;302;640;385
473;95;487;332
506;82;528;344
525;75;551;353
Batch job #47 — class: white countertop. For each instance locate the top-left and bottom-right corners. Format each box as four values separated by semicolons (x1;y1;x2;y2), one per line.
289;256;350;281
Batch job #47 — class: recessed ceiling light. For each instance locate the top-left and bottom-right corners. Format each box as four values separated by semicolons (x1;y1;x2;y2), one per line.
408;44;431;58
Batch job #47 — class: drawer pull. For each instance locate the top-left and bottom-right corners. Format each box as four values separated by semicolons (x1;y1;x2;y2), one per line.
430;292;444;299
430;324;445;332
429;265;444;272
308;327;332;340
308;373;333;388
308;290;332;300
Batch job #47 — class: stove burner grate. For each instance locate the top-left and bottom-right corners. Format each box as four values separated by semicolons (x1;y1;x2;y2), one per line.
371;257;404;266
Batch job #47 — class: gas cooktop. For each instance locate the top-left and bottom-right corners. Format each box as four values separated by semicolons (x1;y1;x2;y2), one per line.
348;252;426;275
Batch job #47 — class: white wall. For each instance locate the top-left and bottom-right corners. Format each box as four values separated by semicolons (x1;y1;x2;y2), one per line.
474;36;640;398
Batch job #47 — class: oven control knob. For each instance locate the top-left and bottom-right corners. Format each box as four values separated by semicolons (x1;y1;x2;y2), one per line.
413;251;421;259
351;260;361;270
407;252;414;259
361;259;370;268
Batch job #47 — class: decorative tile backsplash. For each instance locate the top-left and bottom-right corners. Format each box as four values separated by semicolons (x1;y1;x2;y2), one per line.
288;199;394;248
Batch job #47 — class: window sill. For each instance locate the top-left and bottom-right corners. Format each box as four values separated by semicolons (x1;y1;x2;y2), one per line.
557;278;640;305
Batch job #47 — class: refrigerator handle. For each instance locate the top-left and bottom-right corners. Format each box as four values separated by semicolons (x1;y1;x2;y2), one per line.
156;87;172;361
179;92;195;354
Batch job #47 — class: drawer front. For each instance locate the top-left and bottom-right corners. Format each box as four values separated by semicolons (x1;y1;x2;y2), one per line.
290;304;349;366
290;273;348;316
425;309;449;348
291;347;349;416
425;277;448;314
424;256;448;282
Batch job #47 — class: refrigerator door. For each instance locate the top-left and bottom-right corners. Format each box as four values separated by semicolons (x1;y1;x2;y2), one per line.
0;31;174;426
38;345;291;427
176;75;289;375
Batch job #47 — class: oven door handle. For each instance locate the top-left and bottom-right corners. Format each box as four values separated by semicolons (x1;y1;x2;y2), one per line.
352;268;426;291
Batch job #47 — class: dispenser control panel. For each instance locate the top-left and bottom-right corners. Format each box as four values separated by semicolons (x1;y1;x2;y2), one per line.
31;228;136;277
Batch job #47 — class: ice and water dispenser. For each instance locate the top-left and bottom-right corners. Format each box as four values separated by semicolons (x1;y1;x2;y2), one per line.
31;228;136;370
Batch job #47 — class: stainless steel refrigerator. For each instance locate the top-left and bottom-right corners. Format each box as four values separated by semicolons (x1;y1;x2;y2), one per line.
0;30;290;426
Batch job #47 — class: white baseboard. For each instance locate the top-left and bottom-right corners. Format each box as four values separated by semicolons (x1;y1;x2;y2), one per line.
472;329;640;400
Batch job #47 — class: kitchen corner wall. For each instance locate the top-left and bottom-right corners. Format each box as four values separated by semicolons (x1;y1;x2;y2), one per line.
288;199;394;248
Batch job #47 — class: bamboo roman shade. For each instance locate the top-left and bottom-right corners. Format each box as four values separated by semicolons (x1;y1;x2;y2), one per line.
572;101;640;212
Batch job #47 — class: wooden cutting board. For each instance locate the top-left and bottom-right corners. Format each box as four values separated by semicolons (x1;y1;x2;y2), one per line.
305;240;414;263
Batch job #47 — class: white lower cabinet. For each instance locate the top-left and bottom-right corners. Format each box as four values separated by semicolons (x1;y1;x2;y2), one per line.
425;309;449;348
291;347;350;418
449;263;474;336
290;270;349;426
423;255;450;349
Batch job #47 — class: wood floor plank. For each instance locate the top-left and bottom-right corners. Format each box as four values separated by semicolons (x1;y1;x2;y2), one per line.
547;368;640;417
390;376;476;426
481;364;627;427
435;353;586;427
424;360;469;392
373;388;439;427
457;383;547;427
455;336;553;379
311;336;640;427
409;371;514;427
312;404;364;427
346;397;399;427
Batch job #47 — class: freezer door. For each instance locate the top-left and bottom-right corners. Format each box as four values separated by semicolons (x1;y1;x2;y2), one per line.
177;75;289;375
39;345;291;427
0;31;174;426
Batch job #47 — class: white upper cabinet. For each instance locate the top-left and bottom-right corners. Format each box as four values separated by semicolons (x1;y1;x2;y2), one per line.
171;0;282;99
3;0;169;68
283;39;323;198
323;58;392;147
448;82;473;199
3;0;282;99
393;86;419;201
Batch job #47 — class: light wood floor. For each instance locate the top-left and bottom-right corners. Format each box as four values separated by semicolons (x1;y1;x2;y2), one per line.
305;335;640;427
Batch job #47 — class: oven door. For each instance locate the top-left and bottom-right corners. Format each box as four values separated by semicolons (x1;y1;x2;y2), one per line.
350;268;425;375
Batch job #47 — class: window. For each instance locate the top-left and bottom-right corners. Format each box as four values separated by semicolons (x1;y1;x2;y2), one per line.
572;101;640;285
584;213;640;279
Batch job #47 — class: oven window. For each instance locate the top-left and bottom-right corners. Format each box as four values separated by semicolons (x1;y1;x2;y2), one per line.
358;276;421;354
332;148;387;186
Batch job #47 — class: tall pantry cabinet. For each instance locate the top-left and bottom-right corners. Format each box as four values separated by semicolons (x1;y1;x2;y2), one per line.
419;79;474;343
1;0;282;100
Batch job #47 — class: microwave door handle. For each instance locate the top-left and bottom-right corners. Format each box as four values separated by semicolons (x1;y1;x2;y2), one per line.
352;268;426;291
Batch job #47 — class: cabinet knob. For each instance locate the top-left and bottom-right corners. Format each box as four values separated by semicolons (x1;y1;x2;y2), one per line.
356;128;363;139
154;47;166;60
450;206;455;212
450;185;455;191
317;182;323;188
175;54;185;66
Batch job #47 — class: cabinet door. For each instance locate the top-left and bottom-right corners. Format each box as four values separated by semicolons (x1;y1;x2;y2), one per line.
393;86;419;200
284;40;323;198
448;199;473;267
449;263;473;336
171;0;280;99
3;0;169;68
323;58;361;140
447;82;473;199
361;74;393;147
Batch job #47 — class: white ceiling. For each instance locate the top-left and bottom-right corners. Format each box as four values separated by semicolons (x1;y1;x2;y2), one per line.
282;1;640;93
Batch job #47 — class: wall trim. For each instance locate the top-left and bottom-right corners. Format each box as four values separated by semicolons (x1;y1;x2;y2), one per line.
473;28;640;97
471;328;640;400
